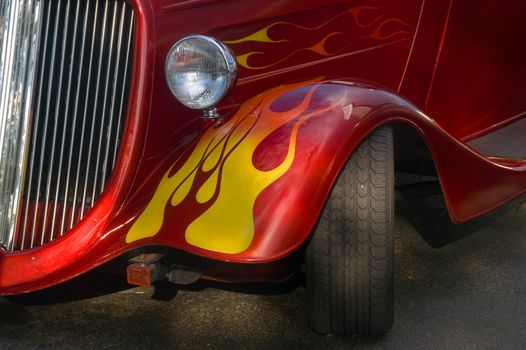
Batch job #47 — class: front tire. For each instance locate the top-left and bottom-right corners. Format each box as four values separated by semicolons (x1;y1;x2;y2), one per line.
306;126;394;336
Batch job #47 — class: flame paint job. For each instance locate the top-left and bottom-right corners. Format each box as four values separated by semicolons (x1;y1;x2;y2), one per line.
126;81;332;253
223;7;412;70
2;0;526;294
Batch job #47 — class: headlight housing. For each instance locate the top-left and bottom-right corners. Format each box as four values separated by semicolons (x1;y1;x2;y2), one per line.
165;35;237;111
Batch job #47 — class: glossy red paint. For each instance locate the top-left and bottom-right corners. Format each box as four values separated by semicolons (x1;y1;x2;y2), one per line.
2;0;526;294
425;1;526;140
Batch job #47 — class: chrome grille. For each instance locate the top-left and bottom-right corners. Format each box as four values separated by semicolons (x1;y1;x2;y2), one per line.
5;0;135;251
0;0;43;251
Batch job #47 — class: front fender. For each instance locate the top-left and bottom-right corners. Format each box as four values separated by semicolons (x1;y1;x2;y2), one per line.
124;79;526;262
3;79;526;294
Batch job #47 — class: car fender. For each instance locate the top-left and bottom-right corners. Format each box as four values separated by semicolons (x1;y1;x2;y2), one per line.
123;79;526;262
3;79;526;294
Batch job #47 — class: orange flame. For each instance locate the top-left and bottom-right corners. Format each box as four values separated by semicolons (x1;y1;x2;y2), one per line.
225;6;411;70
236;32;344;71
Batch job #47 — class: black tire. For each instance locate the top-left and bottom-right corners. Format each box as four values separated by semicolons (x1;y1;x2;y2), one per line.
306;126;394;336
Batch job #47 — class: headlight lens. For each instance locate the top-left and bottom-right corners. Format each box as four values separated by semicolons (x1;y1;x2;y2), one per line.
165;35;237;110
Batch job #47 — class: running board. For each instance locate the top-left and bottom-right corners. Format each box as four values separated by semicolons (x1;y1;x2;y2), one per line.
467;117;526;160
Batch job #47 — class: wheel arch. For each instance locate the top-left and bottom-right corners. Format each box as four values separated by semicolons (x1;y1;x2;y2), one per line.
235;80;526;262
96;79;526;263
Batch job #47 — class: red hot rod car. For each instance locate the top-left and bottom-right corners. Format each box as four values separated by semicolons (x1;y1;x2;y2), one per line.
1;0;526;336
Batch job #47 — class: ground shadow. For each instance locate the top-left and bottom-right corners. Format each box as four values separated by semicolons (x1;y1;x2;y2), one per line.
396;187;526;248
5;264;132;305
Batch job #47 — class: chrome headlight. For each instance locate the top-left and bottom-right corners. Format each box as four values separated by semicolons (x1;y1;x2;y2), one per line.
165;35;237;111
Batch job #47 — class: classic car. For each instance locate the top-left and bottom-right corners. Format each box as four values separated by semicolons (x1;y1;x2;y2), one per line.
1;0;525;336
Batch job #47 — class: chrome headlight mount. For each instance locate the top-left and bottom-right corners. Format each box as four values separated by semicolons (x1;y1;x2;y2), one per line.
165;35;237;119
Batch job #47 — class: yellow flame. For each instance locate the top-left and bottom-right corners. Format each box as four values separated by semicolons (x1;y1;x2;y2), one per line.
224;24;288;44
225;6;411;70
235;32;343;70
224;7;382;45
126;81;329;254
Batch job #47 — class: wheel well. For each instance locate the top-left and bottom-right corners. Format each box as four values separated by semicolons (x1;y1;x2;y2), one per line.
391;122;437;178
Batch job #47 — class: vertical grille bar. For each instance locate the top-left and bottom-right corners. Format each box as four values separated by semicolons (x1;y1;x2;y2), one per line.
70;0;100;228
42;0;70;242
4;0;136;251
51;0;80;238
0;0;43;251
48;0;74;239
113;9;134;169
23;0;52;248
102;2;127;194
59;0;89;235
92;0;118;208
34;0;61;246
80;0;109;218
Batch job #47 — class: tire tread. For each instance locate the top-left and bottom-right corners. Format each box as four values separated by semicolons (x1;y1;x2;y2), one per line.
306;126;394;336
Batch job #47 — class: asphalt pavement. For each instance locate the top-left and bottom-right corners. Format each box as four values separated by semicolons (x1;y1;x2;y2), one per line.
1;189;526;349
